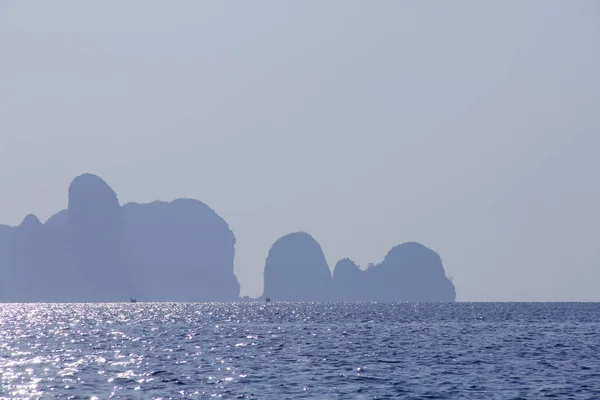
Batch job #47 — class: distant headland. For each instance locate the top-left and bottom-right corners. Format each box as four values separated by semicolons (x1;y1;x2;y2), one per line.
0;174;455;302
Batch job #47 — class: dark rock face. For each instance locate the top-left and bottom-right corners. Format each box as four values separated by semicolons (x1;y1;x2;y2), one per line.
356;242;456;301
332;258;363;301
0;173;240;302
9;215;47;302
381;242;455;301
68;174;120;229
122;199;239;301
263;232;332;301
265;236;456;302
68;174;129;301
1;174;456;303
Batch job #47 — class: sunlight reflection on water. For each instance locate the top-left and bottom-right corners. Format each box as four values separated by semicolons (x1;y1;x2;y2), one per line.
0;302;599;398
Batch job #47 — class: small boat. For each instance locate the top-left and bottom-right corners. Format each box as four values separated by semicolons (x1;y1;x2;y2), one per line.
265;297;271;303
130;298;137;303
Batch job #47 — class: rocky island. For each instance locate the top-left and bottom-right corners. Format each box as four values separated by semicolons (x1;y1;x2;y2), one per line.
0;175;456;302
0;174;239;302
262;233;456;302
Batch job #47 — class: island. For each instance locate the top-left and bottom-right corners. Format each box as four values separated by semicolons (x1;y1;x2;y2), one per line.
262;233;456;302
0;175;457;302
0;174;239;302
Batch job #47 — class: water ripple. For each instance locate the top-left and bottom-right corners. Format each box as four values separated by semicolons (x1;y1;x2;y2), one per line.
0;303;599;398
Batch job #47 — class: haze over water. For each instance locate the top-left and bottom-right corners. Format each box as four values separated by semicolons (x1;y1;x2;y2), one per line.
2;1;600;301
1;302;599;399
2;2;600;397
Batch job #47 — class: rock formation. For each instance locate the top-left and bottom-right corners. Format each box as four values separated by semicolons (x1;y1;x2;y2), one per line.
263;232;332;301
370;242;456;301
7;214;49;302
67;174;129;301
347;242;456;302
122;198;239;301
332;258;363;301
265;235;456;302
0;174;457;303
0;173;240;302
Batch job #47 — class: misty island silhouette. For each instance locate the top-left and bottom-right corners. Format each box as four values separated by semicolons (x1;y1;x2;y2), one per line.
0;174;455;302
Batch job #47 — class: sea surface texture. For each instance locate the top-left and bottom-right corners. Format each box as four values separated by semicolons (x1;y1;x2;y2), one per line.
0;302;599;399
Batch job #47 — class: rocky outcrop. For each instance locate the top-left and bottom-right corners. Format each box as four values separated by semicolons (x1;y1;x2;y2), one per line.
265;236;456;302
332;258;363;301
9;214;47;301
66;174;129;301
263;232;332;301
0;173;240;302
382;242;454;301
122;199;239;301
1;174;457;303
355;242;456;301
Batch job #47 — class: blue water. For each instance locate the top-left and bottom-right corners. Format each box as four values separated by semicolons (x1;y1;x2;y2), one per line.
1;303;599;399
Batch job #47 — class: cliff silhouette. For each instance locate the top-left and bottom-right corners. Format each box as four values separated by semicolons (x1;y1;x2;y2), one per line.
263;232;332;301
1;175;457;302
122;198;238;301
0;174;239;302
263;233;456;302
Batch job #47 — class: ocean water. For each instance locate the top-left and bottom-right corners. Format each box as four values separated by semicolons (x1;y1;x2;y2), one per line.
0;303;599;399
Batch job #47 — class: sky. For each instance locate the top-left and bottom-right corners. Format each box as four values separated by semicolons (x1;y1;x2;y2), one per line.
1;1;599;301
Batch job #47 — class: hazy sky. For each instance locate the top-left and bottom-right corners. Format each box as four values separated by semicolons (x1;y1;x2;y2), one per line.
1;1;599;301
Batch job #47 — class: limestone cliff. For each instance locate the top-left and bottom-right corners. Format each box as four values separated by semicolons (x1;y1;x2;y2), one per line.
263;232;332;301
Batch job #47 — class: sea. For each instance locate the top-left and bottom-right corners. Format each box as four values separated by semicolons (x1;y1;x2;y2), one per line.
0;302;598;399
